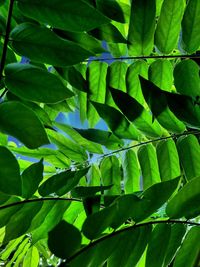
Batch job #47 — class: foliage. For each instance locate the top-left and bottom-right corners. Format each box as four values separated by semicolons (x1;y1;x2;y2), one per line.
0;0;200;266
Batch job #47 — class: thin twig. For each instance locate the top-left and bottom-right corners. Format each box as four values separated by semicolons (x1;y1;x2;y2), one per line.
0;197;82;211
86;54;200;62
0;0;14;82
65;219;200;265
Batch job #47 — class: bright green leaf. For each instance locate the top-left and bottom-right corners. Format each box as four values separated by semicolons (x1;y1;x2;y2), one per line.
23;246;40;267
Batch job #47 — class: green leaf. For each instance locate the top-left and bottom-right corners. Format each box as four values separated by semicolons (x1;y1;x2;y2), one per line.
0;197;21;228
166;176;200;219
48;220;82;259
31;201;70;243
126;60;148;104
138;144;161;190
156;139;181;181
82;205;116;240
148;59;173;92
173;226;200;267
47;129;88;162
100;156;121;195
5;63;74;103
177;135;200;181
96;0;125;23
38;167;89;197
71;185;112;198
54;122;103;154
23;246;40;267
164;224;187;266
155;0;185;54
0;101;49;149
108;61;128;92
0;41;17;64
17;0;110;32
128;0;156;55
110;88;164;137
87;61;108;127
0;146;21;195
181;0;200;53
3;201;43;243
139;76;186;133
74;128;124;150
21;159;43;199
87;164;101;187
123;149;140;193
92;101;141;140
11;23;93;67
174;59;200;98
145;224;171;267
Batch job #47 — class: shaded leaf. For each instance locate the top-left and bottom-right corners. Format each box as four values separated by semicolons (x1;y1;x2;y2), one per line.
166;176;200;219
38;167;89;196
17;0;110;32
21;159;43;199
5;63;74;103
0;146;21;195
11;23;93;67
0;101;49;149
71;185;112;198
173;226;200;267
48;220;82;259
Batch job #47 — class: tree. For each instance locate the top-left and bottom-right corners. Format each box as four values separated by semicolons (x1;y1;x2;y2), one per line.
0;0;200;266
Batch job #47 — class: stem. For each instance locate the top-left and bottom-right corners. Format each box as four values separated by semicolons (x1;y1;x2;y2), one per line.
0;0;15;82
86;54;200;62
65;219;200;265
0;197;82;211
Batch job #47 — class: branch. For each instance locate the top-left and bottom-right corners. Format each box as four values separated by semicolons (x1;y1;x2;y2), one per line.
86;54;200;62
65;219;200;265
0;197;82;211
0;0;14;83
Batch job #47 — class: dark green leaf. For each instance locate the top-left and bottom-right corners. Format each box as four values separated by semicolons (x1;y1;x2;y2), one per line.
100;156;121;195
110;88;164;137
82;205;116;240
11;23;93;67
74;128;124;150
123;149;140;193
156;139;181;181
3;201;43;243
90;24;127;44
177;135;200;181
71;185;112;198
0;101;49;149
48;220;81;259
0;197;21;228
181;0;200;53
166;176;200;219
173;226;200;267
21;159;43;199
5;63;74;103
146;224;171;267
164;224;187;266
92;101;141;140
174;59;200;98
0;146;21;195
96;0;125;23
139;76;186;133
155;0;185;54
38;167;89;196
128;0;156;55
138;144;161;190
17;0;110;32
